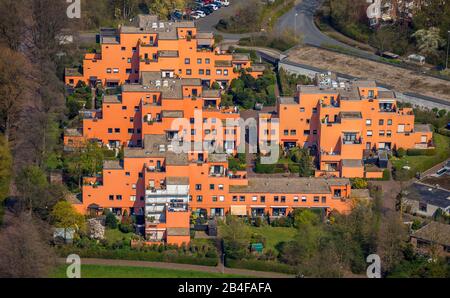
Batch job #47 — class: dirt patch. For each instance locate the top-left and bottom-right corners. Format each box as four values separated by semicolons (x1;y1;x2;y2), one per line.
287;46;450;102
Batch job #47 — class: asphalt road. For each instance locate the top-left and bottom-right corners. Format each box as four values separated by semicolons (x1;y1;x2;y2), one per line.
275;0;379;58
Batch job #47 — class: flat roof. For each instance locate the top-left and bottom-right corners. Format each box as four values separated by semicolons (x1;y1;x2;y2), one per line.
229;177;349;194
104;160;123;170
414;124;432;133
166;176;189;185
342;159;363;168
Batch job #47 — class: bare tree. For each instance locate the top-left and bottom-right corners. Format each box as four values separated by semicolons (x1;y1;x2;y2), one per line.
0;212;56;278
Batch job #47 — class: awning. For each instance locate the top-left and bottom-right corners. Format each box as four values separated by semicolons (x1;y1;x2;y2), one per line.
250;205;266;208
230;205;247;216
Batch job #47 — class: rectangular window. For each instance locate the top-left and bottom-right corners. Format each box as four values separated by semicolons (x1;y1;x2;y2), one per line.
367;130;373;137
109;195;114;201
252;196;257;202
294;196;299;202
321;196;326;203
301;196;307;202
209;184;215;190
185;58;190;64
186;69;192;75
313;196;319;203
274;196;279;202
197;58;202;64
239;196;245;202
387;130;392;137
195;184;202;191
197;195;203;202
260;196;266;203
387;119;392;125
130;196;136;202
116;195;122;201
379;130;385;136
205;58;210;64
224;69;228;76
232;196;238;202
206;69;211;75
281;196;286;203
366;119;372;126
379;119;384;125
304;130;310;136
212;196;217;202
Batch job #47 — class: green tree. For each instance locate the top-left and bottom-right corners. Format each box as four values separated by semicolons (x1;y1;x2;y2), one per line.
221;216;251;260
105;211;118;229
51;201;86;235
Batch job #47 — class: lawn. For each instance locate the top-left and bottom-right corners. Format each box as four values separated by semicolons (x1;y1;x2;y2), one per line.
249;226;297;251
391;133;450;173
105;228;134;244
51;264;249;278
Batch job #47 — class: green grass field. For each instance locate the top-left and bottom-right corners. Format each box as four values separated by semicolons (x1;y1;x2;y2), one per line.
249;226;297;251
391;134;450;172
51;264;249;278
105;228;134;244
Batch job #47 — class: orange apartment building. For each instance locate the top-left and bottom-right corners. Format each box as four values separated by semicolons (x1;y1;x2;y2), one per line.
65;15;264;89
277;79;433;178
65;15;356;246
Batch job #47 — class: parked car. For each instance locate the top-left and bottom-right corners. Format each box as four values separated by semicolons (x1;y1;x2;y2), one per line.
217;0;230;6
206;4;219;10
190;12;201;20
200;6;213;15
170;11;182;21
194;10;206;18
213;1;222;8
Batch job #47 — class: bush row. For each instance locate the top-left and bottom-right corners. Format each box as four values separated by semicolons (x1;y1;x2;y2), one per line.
225;259;297;275
56;246;218;267
406;148;436;156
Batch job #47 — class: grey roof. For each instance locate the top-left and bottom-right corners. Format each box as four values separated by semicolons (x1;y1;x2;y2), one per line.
161;110;184;118
412;221;450;246
202;89;221;98
167;227;190;236
158;50;179;58
339;111;362;119
378;91;395;99
232;53;251;61
209;154;228;163
103;94;121;103
405;183;450;209
122;72;201;99
121;15;195;39
166;176;189;185
65;128;82;137
124;134;189;165
342;159;363;168
414;124;432;133
104;160;123;170
230;177;350;194
65;68;81;77
279;97;297;104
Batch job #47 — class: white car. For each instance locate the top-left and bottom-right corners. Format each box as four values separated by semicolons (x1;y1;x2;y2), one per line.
190;12;201;20
218;0;230;6
207;4;219;11
194;10;206;17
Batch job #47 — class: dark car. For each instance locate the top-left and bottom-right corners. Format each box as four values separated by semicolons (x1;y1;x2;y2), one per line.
170;11;182;21
200;6;213;15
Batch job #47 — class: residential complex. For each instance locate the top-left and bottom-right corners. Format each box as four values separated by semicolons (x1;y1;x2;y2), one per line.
276;76;433;178
65;14;264;89
64;14;432;246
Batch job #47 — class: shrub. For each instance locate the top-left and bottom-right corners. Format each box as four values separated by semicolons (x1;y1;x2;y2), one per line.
351;178;368;189
382;169;391;181
226;259;296;274
396;148;406;158
406;148;436;156
119;223;134;233
105;212;118;229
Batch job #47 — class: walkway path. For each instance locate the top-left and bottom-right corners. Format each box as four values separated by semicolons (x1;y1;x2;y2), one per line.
58;258;294;278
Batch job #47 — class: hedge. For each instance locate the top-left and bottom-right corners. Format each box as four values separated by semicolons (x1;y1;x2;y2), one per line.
225;259;297;275
438;128;450;137
56;247;218;267
406;148;436;156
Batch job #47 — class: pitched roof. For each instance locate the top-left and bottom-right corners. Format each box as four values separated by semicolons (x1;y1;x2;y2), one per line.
404;182;450;209
412;221;450;246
